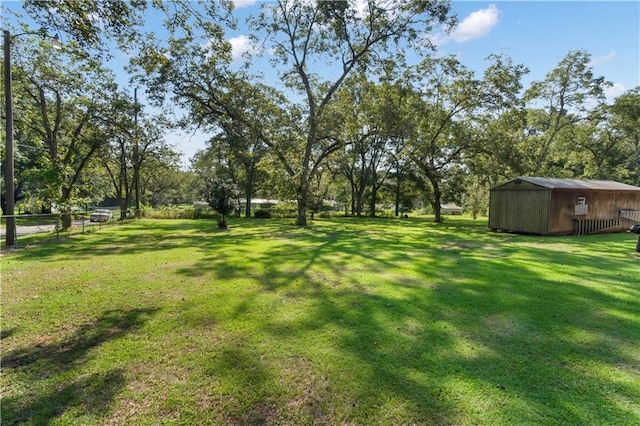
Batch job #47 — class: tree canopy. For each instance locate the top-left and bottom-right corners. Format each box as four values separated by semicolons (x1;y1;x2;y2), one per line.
6;1;639;224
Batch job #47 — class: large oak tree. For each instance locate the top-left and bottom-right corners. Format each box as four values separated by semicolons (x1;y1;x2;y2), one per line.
249;0;454;225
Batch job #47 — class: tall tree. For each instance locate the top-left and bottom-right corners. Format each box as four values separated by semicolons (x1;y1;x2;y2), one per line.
22;0;234;57
405;56;484;222
524;50;610;175
102;93;175;219
249;0;455;225
9;33;120;226
131;1;453;226
191;125;269;218
130;24;295;216
608;87;640;185
329;74;381;217
467;54;530;185
327;73;412;217
406;53;530;221
144;158;193;208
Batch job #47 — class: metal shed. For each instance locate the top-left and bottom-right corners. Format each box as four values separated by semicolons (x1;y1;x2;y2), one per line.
489;177;640;235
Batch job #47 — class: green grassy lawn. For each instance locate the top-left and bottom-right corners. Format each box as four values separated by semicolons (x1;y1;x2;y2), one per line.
1;217;639;425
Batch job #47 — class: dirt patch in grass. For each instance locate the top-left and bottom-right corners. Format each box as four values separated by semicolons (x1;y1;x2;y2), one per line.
440;242;501;251
279;356;337;424
482;313;527;339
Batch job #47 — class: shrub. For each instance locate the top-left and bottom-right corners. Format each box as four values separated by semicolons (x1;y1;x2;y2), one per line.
145;206;195;219
253;209;272;219
271;202;297;218
193;207;217;220
201;178;239;229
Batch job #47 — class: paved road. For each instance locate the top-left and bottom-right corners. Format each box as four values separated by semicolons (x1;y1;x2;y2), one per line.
0;220;102;237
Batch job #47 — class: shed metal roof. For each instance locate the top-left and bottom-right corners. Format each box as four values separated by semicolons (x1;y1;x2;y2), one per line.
494;177;640;191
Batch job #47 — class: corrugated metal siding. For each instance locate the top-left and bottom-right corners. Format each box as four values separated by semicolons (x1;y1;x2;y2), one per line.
489;188;551;234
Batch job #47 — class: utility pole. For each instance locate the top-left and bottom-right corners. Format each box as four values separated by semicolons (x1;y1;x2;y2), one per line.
3;30;16;247
134;87;141;218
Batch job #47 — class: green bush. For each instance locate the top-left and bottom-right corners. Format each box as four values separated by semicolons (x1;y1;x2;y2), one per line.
193;207;218;220
271;202;297;218
253;209;272;219
145;206;196;219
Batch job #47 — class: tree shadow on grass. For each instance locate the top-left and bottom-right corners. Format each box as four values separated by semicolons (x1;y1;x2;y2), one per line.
2;308;158;371
8;219;286;261
1;307;158;425
188;220;640;423
6;218;638;422
1;327;18;340
2;369;126;425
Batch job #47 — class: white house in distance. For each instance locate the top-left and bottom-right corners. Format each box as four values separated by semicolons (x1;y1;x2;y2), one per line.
441;204;464;215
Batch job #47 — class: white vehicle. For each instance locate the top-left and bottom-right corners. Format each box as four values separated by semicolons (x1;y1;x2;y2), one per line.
90;209;114;222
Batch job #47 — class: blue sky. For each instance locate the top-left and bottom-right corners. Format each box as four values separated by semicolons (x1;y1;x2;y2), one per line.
229;1;639;98
437;1;639;99
3;1;639;164
221;1;640;163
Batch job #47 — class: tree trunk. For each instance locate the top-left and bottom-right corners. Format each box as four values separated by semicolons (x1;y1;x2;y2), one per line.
60;213;73;229
355;186;364;217
116;180;128;220
394;180;401;217
119;197;127;220
296;196;307;225
432;180;443;223
245;182;253;218
296;176;308;226
356;167;368;217
350;183;356;216
119;191;133;220
369;184;378;218
60;188;73;229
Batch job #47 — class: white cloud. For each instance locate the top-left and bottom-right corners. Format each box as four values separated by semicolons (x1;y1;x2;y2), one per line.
229;34;256;62
233;0;256;8
604;82;625;102
354;0;368;18
589;50;616;67
450;4;500;43
426;32;449;48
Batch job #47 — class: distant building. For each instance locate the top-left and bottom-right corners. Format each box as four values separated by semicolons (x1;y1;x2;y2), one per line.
489;177;640;235
238;198;279;211
441;204;464;215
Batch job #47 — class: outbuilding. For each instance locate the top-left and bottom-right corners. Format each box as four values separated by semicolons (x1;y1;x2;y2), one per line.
489;177;640;235
441;204;464;215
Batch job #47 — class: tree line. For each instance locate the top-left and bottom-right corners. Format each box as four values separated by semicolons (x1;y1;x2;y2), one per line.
3;1;639;226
